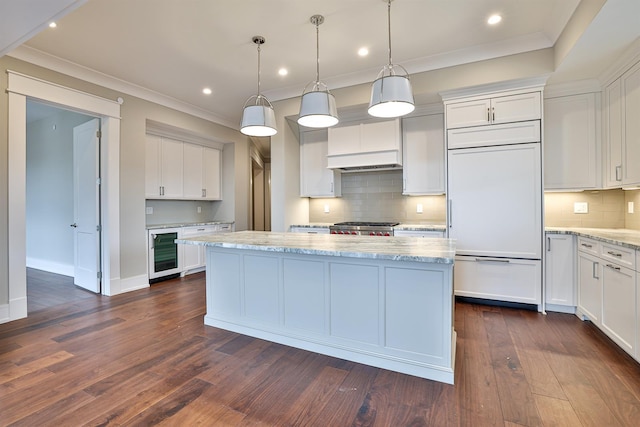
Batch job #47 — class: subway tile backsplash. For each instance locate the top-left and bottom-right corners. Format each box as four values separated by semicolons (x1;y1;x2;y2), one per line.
308;170;446;224
544;190;625;229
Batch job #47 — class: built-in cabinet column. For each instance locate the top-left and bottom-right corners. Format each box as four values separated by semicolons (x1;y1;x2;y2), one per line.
545;233;576;312
401;114;445;195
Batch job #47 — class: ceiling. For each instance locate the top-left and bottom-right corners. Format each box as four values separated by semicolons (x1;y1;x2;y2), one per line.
3;0;640;132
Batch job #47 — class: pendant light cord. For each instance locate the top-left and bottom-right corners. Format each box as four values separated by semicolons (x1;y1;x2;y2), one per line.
387;0;393;67
315;21;320;83
257;42;262;96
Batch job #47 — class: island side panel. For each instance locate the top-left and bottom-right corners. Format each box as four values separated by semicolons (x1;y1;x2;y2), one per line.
203;246;455;384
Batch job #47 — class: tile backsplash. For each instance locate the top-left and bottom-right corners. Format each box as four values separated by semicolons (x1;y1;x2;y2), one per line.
308;170;446;224
544;190;625;228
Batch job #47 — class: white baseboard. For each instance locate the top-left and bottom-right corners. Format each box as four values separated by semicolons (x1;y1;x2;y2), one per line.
0;303;9;324
0;297;28;324
545;304;576;314
116;274;149;295
26;257;74;277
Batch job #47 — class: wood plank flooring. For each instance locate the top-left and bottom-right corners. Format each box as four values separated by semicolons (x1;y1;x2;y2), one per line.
3;271;640;426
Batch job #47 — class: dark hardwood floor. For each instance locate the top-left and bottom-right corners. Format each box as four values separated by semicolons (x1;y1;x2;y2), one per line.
3;271;640;426
26;268;98;313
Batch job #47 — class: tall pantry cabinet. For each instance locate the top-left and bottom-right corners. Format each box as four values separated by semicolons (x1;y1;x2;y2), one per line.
442;79;546;309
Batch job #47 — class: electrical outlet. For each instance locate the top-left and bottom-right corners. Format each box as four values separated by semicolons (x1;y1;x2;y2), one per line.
629;201;635;214
324;204;330;213
146;207;153;215
197;206;202;213
416;203;423;214
573;202;588;214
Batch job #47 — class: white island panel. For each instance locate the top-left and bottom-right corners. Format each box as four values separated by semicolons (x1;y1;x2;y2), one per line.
283;258;326;334
244;255;280;325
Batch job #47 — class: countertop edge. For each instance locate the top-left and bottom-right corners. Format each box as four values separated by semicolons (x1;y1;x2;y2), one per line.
147;221;235;230
546;227;640;251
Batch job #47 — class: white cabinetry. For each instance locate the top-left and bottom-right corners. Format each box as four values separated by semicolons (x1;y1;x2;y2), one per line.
300;129;341;197
402;114;445;195
327;119;402;169
605;78;623;187
394;229;445;238
445;92;541;129
146;134;221;200
577;246;602;326
543;93;599;190
601;261;636;355
545;233;575;312
289;226;330;234
146;135;184;198
622;60;640;186
181;225;217;274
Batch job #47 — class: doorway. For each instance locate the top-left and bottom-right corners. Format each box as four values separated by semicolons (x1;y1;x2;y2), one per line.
6;71;121;323
25;101;101;309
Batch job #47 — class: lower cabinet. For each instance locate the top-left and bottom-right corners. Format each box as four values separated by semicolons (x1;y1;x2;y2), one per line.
454;256;541;305
577;249;603;326
180;224;233;275
576;235;638;360
601;263;636;355
544;233;575;312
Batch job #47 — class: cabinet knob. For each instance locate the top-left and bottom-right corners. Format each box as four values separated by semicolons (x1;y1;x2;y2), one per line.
70;223;77;228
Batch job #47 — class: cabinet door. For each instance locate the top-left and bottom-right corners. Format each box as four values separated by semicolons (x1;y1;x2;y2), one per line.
605;79;623;187
183;144;204;199
448;143;542;259
160;137;184;198
327;124;361;155
145;134;162;197
445;99;491;128
577;251;602;326
203;147;221;200
543;94;598;190
402;114;445;195
300;129;341;197
361;119;400;152
545;234;575;308
491;92;541;124
623;61;640;185
601;263;636;355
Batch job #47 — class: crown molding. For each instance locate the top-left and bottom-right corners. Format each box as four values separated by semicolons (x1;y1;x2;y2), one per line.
599;37;640;87
439;75;551;102
544;79;602;98
8;45;239;130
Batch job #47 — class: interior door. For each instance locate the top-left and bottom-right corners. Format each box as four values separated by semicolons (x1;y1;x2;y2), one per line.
73;118;101;293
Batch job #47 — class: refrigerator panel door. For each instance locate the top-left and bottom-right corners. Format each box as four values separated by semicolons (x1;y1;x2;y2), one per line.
448;142;542;259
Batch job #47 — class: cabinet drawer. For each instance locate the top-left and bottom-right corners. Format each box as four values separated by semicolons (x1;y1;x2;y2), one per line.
600;242;635;270
577;237;600;256
447;120;540;149
181;225;217;237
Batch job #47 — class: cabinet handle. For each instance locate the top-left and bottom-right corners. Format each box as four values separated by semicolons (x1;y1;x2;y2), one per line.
593;261;599;279
606;251;622;257
330;182;334;193
492;107;495;122
448;200;453;228
475;257;510;263
581;243;593;249
616;165;622;182
487;107;490;122
605;263;621;271
547;237;551;252
202;189;206;197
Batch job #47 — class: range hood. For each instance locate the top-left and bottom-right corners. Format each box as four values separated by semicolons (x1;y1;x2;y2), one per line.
327;119;402;172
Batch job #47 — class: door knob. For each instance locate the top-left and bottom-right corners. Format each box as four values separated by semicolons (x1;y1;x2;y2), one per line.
70;223;78;228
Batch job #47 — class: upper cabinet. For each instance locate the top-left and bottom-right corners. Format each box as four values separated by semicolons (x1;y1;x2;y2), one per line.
544;93;599;190
402;114;445;195
300;129;341;198
445;92;541;129
604;59;640;188
146;134;222;200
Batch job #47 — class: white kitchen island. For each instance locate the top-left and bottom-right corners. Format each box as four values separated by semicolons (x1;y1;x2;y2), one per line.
176;231;457;384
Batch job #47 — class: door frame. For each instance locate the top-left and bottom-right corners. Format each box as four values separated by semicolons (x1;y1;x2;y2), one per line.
7;70;121;321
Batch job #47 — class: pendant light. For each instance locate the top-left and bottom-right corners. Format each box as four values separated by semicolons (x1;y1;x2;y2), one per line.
297;15;339;128
368;0;415;118
240;36;277;137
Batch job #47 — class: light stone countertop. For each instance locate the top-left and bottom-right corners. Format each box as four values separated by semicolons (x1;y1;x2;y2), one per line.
289;223;447;232
147;221;234;230
177;230;456;264
546;227;640;251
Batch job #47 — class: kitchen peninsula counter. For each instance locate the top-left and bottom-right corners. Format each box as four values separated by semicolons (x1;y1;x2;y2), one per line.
177;231;457;384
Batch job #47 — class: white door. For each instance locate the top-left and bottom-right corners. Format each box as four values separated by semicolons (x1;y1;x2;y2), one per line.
73;118;101;293
447;142;542;259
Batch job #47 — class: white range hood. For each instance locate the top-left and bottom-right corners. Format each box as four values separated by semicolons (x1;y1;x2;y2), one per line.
327;119;402;172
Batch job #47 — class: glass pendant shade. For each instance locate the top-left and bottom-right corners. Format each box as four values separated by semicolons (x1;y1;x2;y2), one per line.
368;0;415;119
297;15;339;129
368;67;415;118
240;95;277;136
240;36;278;137
298;82;338;128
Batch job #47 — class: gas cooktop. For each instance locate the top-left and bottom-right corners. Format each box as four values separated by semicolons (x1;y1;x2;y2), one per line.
333;222;400;227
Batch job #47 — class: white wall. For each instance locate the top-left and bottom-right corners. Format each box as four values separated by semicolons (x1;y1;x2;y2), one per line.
26;106;93;275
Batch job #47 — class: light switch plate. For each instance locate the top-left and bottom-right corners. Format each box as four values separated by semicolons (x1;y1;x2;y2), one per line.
416;203;423;214
629;201;635;214
573;202;588;214
324;204;330;213
145;207;153;215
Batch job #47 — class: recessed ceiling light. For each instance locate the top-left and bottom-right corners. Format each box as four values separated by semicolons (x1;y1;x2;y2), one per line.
278;68;288;76
487;14;502;25
358;47;369;57
49;22;57;28
202;87;212;95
